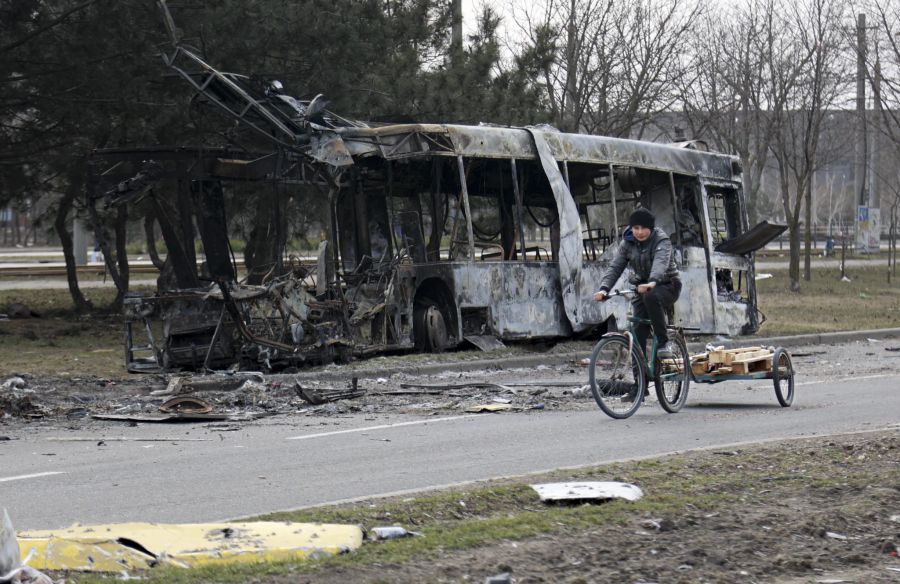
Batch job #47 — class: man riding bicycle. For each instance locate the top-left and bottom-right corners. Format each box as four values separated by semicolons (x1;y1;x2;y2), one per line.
592;208;682;359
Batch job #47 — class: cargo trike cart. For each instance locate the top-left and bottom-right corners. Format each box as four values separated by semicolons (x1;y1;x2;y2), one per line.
690;346;795;407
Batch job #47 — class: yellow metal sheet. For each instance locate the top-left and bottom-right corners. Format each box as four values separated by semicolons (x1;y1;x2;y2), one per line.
466;403;512;412
19;521;363;571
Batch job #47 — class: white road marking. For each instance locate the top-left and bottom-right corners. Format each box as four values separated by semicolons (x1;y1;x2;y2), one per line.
796;373;899;387
286;414;481;441
0;471;66;483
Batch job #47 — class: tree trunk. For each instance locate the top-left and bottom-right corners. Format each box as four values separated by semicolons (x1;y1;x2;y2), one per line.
55;172;91;313
143;209;165;269
13;209;21;245
151;192;199;289
88;198;127;299
803;178;812;281
111;205;130;310
789;220;801;292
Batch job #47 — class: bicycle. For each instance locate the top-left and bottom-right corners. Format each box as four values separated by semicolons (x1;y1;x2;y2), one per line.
588;288;691;419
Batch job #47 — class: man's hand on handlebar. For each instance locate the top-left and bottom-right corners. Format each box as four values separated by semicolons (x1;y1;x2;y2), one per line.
637;282;657;295
593;290;608;302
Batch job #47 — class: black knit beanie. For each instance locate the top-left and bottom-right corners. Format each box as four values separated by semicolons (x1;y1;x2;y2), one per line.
628;208;656;229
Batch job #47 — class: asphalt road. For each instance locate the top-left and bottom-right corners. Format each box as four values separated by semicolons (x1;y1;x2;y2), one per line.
2;370;898;531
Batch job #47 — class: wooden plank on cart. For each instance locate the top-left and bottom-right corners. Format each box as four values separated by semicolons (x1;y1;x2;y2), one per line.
708;346;765;365
707;347;727;364
730;349;773;363
730;354;773;375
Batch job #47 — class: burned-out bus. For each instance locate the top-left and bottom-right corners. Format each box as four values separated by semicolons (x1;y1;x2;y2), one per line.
99;10;785;372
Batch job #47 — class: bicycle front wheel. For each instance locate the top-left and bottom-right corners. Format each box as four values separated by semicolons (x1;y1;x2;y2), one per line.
589;336;646;419
654;334;690;413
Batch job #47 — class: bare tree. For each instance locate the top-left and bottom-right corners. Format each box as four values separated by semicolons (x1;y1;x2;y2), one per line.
769;0;849;290
864;0;900;282
679;0;791;221
513;0;701;136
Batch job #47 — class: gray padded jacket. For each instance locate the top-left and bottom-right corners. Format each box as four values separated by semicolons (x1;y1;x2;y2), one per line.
598;227;679;292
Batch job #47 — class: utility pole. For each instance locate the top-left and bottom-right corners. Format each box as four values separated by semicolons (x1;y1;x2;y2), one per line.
872;57;882;211
564;0;578;132
855;13;868;207
451;0;463;54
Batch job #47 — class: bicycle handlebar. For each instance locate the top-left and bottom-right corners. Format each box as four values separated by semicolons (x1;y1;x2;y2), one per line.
599;288;636;300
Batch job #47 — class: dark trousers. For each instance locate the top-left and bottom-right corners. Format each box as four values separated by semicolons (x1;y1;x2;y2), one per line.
632;279;682;354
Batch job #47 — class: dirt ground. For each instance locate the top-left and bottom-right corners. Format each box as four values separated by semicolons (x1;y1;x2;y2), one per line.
276;430;900;584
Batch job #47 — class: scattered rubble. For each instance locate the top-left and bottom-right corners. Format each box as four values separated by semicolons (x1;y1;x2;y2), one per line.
368;526;421;541
3;303;39;319
0;340;893;431
0;377;25;391
296;378;365;405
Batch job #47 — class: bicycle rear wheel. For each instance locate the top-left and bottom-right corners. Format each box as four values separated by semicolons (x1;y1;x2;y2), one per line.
589;336;646;419
654;334;690;413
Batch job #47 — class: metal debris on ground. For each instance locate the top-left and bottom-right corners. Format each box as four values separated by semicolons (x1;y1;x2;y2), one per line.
484;572;512;584
0;509;54;584
0;393;44;419
91;412;236;423
466;403;513;413
530;482;644;503
18;521;363;571
0;377;26;390
296;377;364;405
158;396;213;414
368;526;422;540
399;382;516;392
463;335;506;352
153;373;266;396
369;388;447;396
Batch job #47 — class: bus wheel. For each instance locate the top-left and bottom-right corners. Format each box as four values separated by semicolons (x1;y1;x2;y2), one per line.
414;300;447;352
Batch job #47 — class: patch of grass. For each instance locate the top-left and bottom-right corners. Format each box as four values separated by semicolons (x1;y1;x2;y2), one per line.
65;431;896;583
0;288;150;378
755;265;900;335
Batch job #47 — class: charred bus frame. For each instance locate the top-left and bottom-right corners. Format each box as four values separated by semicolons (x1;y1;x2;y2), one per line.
98;4;784;372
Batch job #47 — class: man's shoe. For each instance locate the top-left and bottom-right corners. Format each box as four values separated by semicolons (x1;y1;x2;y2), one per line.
621;385;639;403
657;342;676;360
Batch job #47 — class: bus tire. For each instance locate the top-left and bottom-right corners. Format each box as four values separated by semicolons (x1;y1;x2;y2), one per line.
414;299;447;353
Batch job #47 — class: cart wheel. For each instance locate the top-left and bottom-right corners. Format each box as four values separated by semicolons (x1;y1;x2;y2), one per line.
772;347;794;407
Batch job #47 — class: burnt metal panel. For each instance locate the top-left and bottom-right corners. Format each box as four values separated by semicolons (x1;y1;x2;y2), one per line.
527;129;584;332
449;262;571;339
715;221;788;255
338;124;739;182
